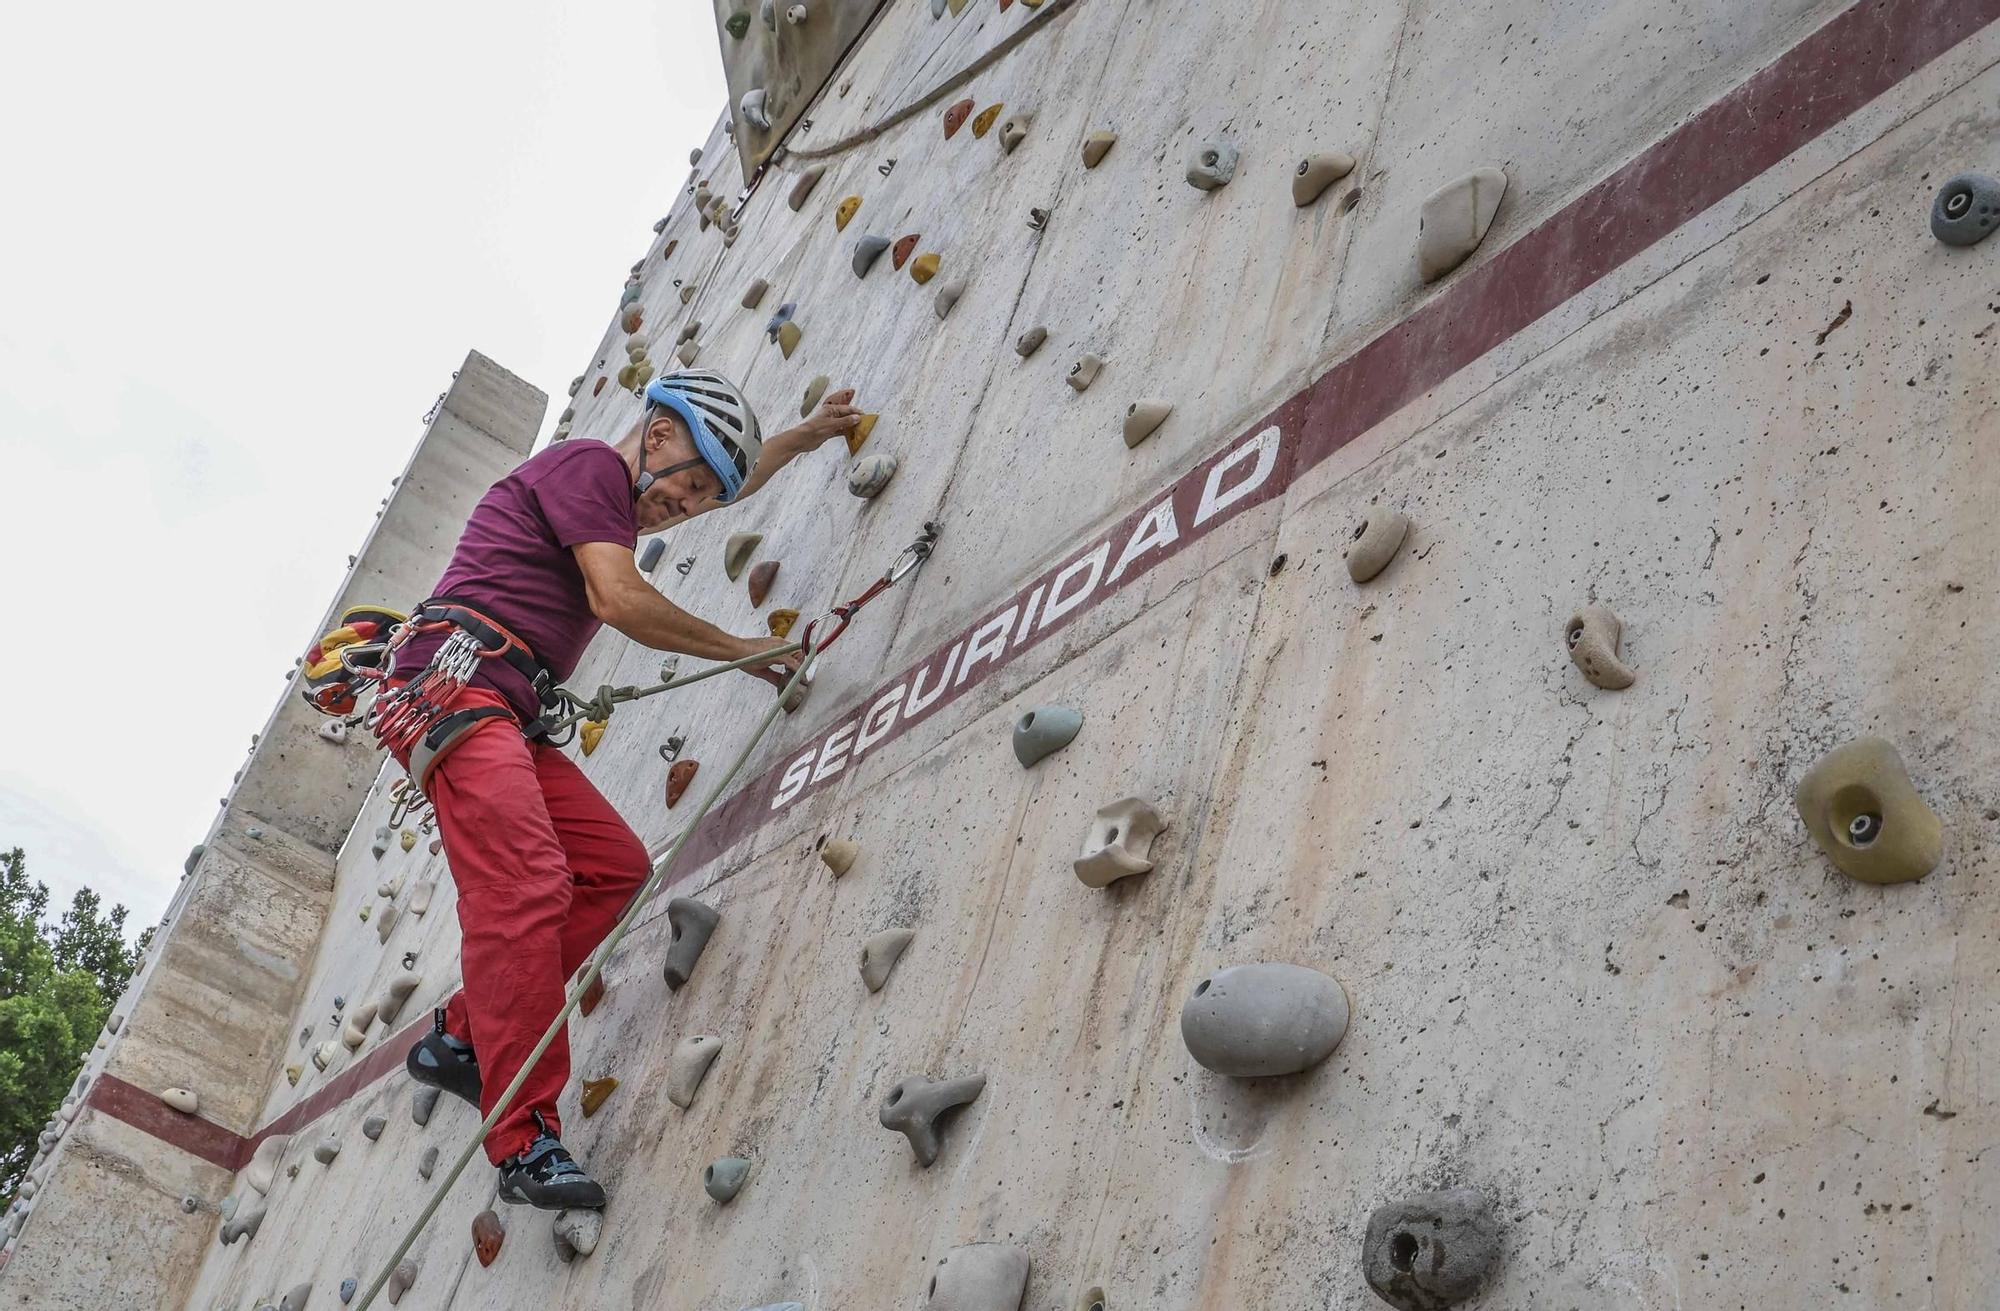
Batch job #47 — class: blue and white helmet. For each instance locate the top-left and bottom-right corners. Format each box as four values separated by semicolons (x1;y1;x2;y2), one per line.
643;370;763;502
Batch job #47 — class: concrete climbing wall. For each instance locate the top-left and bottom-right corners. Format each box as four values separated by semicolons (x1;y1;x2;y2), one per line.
23;0;2000;1307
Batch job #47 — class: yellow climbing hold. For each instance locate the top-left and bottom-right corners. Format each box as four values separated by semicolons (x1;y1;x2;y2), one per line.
910;252;940;284
581;1076;620;1118
949;0;969;12
971;104;1004;139
580;719;607;756
834;195;861;231
768;609;800;639
777;320;802;358
848;413;879;455
399;829;416;853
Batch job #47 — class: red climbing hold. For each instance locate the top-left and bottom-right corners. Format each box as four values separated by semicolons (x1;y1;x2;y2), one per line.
892;234;919;271
472;1210;504;1267
747;559;780;606
943;98;974;139
667;759;700;809
579;974;606;1016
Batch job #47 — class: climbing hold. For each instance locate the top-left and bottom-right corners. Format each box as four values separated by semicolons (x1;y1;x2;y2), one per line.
927;1243;1031;1311
768;608;800;639
930;0;946;15
1013;705;1082;766
893;234;919;270
581;1076;619;1117
245;1134;290;1195
944;98;975;138
667;758;699;808
819;838;859;877
1795;737;1942;885
412;1086;440;1127
848;413;879;454
1074;797;1165;887
835;195;861;231
1362;1188;1501;1311
880;1074;986;1167
312;1040;340;1072
620;305;643;335
1015;326;1047;358
998;113;1031;154
971;103;1004;138
741;89;772;132
1081;131;1116;168
1293;152;1356;206
386;1258;418;1305
473;1209;505;1267
362;1115;387;1141
853;234;891;277
1066;353;1104;392
313;1133;341;1164
371;826;391;860
704;1157;752;1203
409;878;437;917
740;278;771;311
340;1000;378;1051
748;559;780;606
319;720;348;743
579;974;606;1016
1122;399;1172;448
279;1285;312;1311
1564;604;1636;690
788;167;825;212
553;1208;602;1262
161;1087;198;1115
910;252;940;285
777;320;802;358
667;1034;723;1109
340;1278;357;1304
219;1193;266;1245
663;897;721;991
1186;140;1238;191
1180;962;1349;1076
860;928;915;992
378;975;420;1025
800;374;830;417
1418;167;1508;282
376;901;401;944
935;274;966;318
639;538;667;572
580;719;607;754
1930;172;2000;246
417;1145;438;1179
1338;508;1408;583
787;1;807;21
724;533;762;581
378;872;405;900
848;453;898;499
725;10;750;37
677;340;700;367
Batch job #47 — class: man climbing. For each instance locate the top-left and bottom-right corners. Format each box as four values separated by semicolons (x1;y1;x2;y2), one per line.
391;370;859;1210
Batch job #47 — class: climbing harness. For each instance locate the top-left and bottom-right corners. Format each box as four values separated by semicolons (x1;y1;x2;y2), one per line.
300;606;407;717
349;522;938;1309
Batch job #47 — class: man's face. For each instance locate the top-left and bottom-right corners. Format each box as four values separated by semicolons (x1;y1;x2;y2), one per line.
636;416;724;531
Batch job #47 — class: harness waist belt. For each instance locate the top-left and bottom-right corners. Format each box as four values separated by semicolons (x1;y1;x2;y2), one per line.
419;597;559;707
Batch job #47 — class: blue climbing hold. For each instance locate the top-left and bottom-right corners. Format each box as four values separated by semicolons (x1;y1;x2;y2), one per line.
639;538;666;571
765;302;797;342
340;1278;357;1304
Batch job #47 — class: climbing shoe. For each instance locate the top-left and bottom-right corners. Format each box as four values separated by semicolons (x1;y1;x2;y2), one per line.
497;1114;607;1211
405;1008;482;1108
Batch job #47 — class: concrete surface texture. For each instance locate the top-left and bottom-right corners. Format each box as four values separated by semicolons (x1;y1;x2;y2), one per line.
12;0;2000;1307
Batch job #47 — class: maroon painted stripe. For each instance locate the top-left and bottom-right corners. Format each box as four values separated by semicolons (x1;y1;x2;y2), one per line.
86;1075;249;1171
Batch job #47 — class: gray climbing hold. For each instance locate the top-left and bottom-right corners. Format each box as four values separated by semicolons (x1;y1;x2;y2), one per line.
1186;140;1238;190
788;167;825;212
279;1282;312;1311
1930;172;2000;246
741;88;772;132
219;1192;266;1245
377;974;420;1025
553;1208;602;1262
107;1013;122;1034
1565;604;1635;690
724;533;763;580
409;878;437;916
417;1145;439;1179
934;274;967;320
1346;509;1410;583
1074;797;1165;887
375;902;401;943
927;1242;1031;1311
1180;961;1349;1076
1066;353;1104;392
339;1278;357;1304
1013;705;1082;767
678;320;701;343
1294;152;1356;206
371;826;391;860
1418;167;1507;281
998;113;1031;154
931;0;947;15
1122;399;1172;448
677;340;700;367
1014;326;1046;358
362;1115;387;1141
879;1073;985;1166
1362;1188;1501;1310
801;374;830;417
185;844;204;876
860;928;915;992
853;234;891;278
704;1156;752;1202
1081;131;1116;168
386;1258;418;1305
313;1133;341;1164
639;538;666;572
341;1000;378;1050
742;278;770;309
667;1034;723;1109
245;1134;289;1195
412;1085;440;1127
847;453;898;499
662;898;721;991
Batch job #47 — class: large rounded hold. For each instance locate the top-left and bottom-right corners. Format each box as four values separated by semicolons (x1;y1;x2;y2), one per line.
1361;1187;1501;1310
1931;172;2000;247
1179;962;1348;1076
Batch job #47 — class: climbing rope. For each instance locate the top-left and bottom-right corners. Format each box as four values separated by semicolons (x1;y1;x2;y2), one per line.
350;524;937;1309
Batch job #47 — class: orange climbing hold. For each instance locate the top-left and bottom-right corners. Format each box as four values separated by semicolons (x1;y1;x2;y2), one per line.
620;306;643;334
581;1077;619;1118
943;98;974;138
848;413;879;455
667;758;699;809
472;1210;505;1268
834;195;861;231
768;609;800;639
971;103;1004;138
579;974;606;1016
592;376;607;397
892;234;919;270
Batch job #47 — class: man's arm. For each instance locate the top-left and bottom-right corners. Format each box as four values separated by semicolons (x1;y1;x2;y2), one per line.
649;391;863;531
573;541;792;675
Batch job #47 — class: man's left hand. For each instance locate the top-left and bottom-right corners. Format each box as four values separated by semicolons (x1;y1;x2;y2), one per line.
782;389;863;452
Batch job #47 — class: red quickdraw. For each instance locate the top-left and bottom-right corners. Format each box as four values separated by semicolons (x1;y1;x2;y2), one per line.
799;521;939;656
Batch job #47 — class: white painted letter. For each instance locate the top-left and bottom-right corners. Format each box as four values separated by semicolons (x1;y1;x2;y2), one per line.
810;722;858;784
1106;499;1181;586
771;751;816;808
1038;542;1109;632
956;606;1019;686
1194;425;1280;527
905;644;962;716
852;684;906;758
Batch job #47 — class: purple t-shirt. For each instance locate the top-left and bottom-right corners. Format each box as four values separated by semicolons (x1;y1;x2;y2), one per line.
393;441;637;721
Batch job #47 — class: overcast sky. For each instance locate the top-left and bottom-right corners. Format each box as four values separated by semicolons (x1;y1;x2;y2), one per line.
0;2;726;935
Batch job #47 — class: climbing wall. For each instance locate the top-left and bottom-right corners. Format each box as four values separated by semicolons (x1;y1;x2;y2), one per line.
25;0;2000;1307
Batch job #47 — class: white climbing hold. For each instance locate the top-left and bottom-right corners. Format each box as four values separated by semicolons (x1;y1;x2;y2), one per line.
1346;508;1411;584
1122;399;1173;448
219;1192;266;1245
371;826;391;860
1293;152;1355;206
386;1258;418;1304
847;453;898;499
376;901;400;944
1186;139;1239;190
1074;797;1166;887
377;974;420;1025
741;88;772;132
553;1208;603;1261
161;1088;198;1115
860;929;915;992
786;1;807;22
319;720;348;743
1067;353;1104;392
341;1000;378;1051
667;1034;723;1109
819;838;859;877
409;878;436;916
312;1039;340;1072
934;274;967;320
245;1135;289;1195
1418;166;1508;282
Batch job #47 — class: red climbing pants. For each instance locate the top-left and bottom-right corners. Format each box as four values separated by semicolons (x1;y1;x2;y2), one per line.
390;687;650;1164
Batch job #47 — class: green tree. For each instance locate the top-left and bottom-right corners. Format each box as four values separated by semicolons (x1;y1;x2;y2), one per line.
0;848;146;1202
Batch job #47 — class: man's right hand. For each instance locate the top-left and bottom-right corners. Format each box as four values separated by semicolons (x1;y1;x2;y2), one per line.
733;635;803;691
